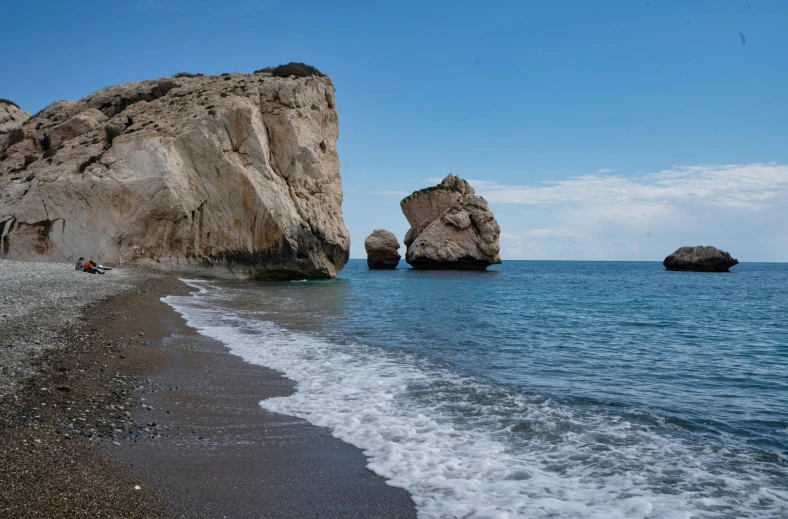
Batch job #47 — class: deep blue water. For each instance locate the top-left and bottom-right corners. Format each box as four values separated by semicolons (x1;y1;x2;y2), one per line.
167;260;788;518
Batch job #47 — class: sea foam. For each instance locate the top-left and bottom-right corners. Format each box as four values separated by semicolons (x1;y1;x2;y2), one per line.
164;280;787;519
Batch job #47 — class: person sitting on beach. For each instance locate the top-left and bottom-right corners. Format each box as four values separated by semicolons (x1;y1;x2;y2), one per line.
82;260;105;275
75;257;84;270
123;116;133;131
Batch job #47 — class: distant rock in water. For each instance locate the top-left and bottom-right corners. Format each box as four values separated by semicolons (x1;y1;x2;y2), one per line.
364;229;401;269
0;69;350;279
400;174;501;270
663;246;739;272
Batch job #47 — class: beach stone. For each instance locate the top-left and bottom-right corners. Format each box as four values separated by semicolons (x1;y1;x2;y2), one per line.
0;72;349;280
663;246;739;272
401;175;501;270
364;229;401;269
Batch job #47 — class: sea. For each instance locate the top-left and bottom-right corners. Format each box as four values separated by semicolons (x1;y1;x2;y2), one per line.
163;260;788;519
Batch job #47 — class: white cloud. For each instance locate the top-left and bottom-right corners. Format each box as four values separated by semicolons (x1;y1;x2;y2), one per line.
505;228;585;238
471;163;788;261
596;168;614;173
470;163;788;210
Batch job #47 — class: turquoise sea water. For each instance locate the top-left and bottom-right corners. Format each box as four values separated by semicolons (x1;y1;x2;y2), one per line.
165;260;788;518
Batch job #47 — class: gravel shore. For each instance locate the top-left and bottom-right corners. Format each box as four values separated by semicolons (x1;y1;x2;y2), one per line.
0;258;138;397
0;262;179;518
0;258;415;517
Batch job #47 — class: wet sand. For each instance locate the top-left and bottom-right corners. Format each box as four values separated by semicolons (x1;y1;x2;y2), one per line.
0;273;415;518
105;284;416;518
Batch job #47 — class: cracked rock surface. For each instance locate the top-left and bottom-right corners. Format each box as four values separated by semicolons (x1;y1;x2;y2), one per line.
401;174;501;270
0;72;349;279
0;101;30;132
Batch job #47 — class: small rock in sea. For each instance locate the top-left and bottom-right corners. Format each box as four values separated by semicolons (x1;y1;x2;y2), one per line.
663;246;739;272
364;229;401;269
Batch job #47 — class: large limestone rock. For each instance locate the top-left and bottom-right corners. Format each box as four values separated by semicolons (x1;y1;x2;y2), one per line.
0;71;349;279
663;246;739;272
364;229;400;269
50;108;107;144
401;175;501;270
401;174;474;247
0;101;30;132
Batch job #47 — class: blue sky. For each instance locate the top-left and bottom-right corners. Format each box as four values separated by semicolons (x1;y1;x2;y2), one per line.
2;0;787;261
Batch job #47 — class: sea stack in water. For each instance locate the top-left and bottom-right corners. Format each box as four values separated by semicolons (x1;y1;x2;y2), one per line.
663;246;739;272
0;66;350;279
400;174;501;270
364;229;401;269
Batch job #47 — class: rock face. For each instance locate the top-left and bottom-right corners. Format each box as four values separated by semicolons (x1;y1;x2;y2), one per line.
0;101;30;132
0;71;350;279
663;246;739;272
401;174;474;248
401;174;501;270
364;229;400;269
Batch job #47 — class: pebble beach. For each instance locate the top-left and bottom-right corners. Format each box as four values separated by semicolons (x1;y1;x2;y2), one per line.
0;258;416;518
0;259;138;397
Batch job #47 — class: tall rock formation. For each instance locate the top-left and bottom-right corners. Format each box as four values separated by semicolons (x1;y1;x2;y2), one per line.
663;246;739;272
0;69;350;279
400;174;501;270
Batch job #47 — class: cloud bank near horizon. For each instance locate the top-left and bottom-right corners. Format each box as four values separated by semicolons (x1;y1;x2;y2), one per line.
468;163;788;262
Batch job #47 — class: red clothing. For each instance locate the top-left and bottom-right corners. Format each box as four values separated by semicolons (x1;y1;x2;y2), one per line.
83;261;96;272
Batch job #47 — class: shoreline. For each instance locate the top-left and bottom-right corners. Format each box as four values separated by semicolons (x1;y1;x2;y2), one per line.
0;266;177;517
0;261;415;518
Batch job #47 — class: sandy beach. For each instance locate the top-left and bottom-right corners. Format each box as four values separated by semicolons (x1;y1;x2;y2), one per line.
0;259;415;518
